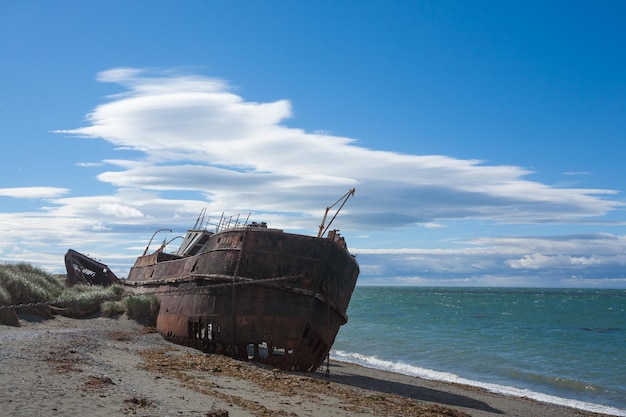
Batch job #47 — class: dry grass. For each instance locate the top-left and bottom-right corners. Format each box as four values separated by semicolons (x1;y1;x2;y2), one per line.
124;294;160;326
101;300;127;317
52;284;126;317
0;263;63;305
0;262;158;325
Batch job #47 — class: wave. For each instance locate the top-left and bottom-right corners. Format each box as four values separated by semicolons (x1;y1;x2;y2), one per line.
331;349;626;417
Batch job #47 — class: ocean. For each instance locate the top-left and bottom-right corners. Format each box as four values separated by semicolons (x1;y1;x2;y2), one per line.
331;287;626;416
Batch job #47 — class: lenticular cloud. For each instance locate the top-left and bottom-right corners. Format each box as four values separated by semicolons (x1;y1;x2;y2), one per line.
57;68;622;227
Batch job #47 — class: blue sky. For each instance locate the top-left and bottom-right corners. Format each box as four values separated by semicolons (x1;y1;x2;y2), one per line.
1;1;625;287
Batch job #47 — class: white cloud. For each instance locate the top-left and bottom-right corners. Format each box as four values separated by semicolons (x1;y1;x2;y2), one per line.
98;203;144;218
354;234;626;287
1;68;624;288
0;187;69;199
563;171;591;176
76;162;103;167
54;67;622;230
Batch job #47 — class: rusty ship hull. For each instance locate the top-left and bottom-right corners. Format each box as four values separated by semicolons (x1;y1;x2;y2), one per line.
65;221;360;372
126;226;359;371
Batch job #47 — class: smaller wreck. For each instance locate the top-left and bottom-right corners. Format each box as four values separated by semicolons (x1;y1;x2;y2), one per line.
65;189;359;372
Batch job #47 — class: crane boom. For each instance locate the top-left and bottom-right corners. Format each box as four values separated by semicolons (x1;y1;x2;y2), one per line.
317;188;355;238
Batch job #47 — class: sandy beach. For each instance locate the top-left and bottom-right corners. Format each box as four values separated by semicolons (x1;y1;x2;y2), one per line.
0;314;615;417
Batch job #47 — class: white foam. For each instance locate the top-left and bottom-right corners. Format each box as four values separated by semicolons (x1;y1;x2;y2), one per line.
331;350;626;416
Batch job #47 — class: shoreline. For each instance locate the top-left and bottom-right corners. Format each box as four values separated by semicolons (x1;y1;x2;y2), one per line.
1;314;620;417
326;357;625;417
329;353;626;417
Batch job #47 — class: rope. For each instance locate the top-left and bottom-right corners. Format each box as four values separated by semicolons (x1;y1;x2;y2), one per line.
0;274;303;311
0;301;52;311
127;274;303;296
325;278;332;377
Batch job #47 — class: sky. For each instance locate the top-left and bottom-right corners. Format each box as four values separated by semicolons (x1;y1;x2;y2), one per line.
1;1;625;288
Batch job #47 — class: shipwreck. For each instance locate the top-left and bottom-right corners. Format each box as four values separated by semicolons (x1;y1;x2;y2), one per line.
65;189;359;372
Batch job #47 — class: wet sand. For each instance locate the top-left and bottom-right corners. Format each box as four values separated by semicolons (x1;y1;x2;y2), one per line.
0;314;615;417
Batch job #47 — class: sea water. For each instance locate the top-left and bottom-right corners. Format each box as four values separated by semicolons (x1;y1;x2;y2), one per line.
331;287;626;416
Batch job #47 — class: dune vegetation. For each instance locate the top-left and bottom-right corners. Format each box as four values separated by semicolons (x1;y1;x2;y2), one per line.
0;262;159;326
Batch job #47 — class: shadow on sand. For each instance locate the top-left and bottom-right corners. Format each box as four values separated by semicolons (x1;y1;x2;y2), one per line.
317;362;504;415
